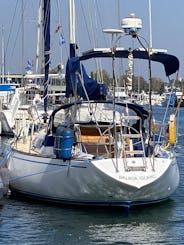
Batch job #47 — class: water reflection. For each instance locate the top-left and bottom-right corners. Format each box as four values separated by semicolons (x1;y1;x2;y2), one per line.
86;202;181;244
0;197;183;245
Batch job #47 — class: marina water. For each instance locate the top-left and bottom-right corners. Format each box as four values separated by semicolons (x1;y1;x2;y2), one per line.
0;106;183;245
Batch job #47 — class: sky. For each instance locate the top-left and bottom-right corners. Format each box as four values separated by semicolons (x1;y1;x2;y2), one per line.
0;0;183;82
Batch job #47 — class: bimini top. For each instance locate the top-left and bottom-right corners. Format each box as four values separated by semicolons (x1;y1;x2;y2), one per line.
65;48;179;100
81;48;179;77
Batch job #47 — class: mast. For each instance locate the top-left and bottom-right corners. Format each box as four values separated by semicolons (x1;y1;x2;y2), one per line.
69;0;76;58
21;0;25;86
35;0;43;74
1;26;4;84
43;0;50;120
149;0;153;49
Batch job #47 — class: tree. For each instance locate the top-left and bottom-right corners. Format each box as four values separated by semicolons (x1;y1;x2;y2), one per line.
132;76;149;93
90;69;112;87
90;69;165;94
151;77;165;94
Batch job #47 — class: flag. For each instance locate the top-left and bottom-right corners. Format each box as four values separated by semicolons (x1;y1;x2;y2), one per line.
60;34;65;45
25;60;33;72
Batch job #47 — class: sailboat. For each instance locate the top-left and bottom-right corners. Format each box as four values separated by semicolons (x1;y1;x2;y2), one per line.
0;26;22;136
0;144;11;200
1;0;66;138
162;91;184;108
7;0;180;208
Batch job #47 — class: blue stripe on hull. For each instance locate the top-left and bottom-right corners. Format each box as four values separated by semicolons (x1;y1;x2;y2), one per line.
13;154;87;169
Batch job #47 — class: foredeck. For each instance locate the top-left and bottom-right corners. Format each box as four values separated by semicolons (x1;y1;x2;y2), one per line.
14;137;36;154
13;129;46;155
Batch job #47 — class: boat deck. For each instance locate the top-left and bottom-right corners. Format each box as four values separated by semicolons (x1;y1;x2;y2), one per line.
13;129;47;155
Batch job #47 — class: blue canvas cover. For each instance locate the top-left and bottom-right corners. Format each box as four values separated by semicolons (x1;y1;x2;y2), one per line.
0;84;16;92
65;57;107;100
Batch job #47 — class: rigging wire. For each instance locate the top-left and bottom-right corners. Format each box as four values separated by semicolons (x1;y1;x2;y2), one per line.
5;0;23;72
79;0;93;48
78;0;103;83
88;1;96;48
56;0;64;66
136;34;153;154
58;1;69;59
94;0;108;47
53;0;69;69
5;0;19;56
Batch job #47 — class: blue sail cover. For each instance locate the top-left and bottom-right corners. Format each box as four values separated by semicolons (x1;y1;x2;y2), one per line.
43;0;50;113
65;57;107;100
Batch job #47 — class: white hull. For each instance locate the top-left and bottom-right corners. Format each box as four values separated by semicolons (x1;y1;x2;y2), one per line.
0;181;5;199
0;175;9;200
8;150;179;207
0;157;11;200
